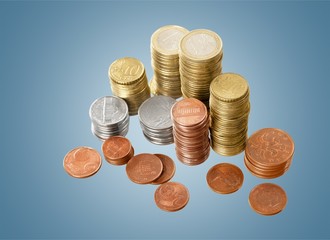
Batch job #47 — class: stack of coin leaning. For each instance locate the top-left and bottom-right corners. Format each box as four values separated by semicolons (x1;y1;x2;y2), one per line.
179;29;223;106
244;128;295;178
108;57;150;115
150;25;189;99
138;95;176;145
89;96;129;141
171;98;210;165
209;73;250;156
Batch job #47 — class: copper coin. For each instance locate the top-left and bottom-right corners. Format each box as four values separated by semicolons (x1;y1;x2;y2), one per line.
154;182;189;212
63;146;102;178
102;136;134;165
126;153;163;184
152;154;176;185
246;128;294;167
249;183;287;216
206;163;244;194
171;98;207;127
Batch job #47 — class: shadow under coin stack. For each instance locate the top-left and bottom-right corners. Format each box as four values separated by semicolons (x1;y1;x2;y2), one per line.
244;128;295;179
179;29;223;107
138;95;176;145
89;96;129;141
108;57;150;115
210;73;250;156
171;98;210;165
150;25;189;99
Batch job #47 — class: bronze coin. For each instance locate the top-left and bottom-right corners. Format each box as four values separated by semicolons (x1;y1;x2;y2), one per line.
249;183;287;216
126;153;163;184
154;182;189;212
171;98;207;127
206;163;244;194
63;146;102;178
246;128;294;167
102;136;134;165
152;154;176;185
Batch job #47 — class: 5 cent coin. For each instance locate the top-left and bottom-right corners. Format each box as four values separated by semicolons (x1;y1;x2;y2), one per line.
63;146;102;178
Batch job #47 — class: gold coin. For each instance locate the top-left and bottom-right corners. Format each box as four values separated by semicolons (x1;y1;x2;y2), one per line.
109;57;144;85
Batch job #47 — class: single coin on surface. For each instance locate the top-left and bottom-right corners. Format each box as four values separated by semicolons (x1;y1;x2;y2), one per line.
206;163;244;194
154;182;189;212
249;183;287;216
152;154;176;184
63;146;102;178
126;153;163;184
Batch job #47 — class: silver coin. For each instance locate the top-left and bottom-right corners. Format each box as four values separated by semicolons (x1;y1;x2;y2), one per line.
138;95;176;130
89;96;129;140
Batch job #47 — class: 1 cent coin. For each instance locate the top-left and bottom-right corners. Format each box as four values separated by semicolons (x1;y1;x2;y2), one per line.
206;163;244;194
154;182;189;212
102;136;134;165
152;154;176;185
126;153;163;184
249;183;287;216
63;146;102;178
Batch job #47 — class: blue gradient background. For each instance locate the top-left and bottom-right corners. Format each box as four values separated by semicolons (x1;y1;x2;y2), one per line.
1;1;329;239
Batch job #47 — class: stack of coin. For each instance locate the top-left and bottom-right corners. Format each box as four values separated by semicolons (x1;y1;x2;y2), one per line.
244;128;295;179
209;73;250;156
89;96;129;141
102;136;134;165
150;25;189;99
108;57;150;115
171;98;210;165
179;29;223;106
138;95;176;145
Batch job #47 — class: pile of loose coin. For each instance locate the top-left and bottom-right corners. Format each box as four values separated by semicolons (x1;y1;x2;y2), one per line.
63;24;296;216
109;57;150;115
138;95;176;145
150;25;189;99
171;98;210;166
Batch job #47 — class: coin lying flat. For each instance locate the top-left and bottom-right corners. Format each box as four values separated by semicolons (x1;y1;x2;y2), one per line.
102;136;134;165
244;128;294;178
152;154;176;185
126;153;163;184
63;147;102;178
206;163;244;194
154;182;189;212
249;183;287;216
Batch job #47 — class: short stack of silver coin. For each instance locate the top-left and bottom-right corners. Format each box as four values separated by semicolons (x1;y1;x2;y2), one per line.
89;96;129;141
138;96;176;145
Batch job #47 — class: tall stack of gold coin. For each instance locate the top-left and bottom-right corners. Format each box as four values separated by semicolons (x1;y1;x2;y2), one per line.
179;29;223;106
108;57;150;115
209;73;250;156
150;25;189;99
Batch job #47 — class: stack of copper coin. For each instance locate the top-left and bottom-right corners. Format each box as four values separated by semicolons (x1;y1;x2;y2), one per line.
209;73;250;156
102;136;134;165
244;128;295;179
108;57;150;115
179;29;223;106
171;98;210;165
138;96;176;145
150;25;189;99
